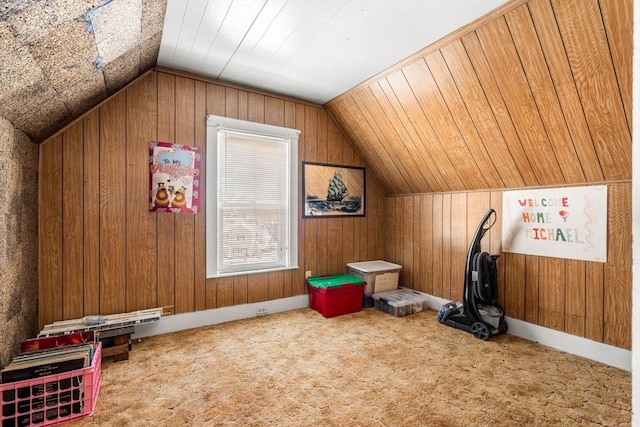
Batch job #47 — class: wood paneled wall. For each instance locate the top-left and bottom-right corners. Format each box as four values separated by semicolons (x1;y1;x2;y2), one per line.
38;70;385;330
37;0;632;353
385;182;632;349
323;0;632;350
326;0;632;194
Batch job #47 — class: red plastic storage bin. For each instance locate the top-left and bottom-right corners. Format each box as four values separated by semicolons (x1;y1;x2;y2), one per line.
307;274;365;318
1;343;102;426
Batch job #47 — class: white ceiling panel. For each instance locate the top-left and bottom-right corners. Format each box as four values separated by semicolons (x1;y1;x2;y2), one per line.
158;0;508;104
167;0;209;67
156;0;187;63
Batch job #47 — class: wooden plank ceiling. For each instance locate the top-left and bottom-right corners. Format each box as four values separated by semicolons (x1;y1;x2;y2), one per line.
326;0;632;195
157;0;507;105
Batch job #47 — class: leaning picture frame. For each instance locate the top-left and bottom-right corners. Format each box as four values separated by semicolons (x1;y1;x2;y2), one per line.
302;161;365;218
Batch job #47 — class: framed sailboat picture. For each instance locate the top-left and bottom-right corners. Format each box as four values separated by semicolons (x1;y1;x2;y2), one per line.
302;162;365;218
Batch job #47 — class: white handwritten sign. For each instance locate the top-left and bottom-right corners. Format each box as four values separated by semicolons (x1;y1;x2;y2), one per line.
502;185;607;262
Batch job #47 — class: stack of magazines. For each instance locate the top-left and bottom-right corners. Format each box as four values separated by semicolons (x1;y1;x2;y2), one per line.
1;331;98;424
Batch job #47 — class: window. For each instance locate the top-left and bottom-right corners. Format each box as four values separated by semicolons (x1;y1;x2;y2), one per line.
206;115;299;277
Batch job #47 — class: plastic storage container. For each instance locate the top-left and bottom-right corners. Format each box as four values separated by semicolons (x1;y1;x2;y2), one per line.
307;274;365;318
373;287;429;317
347;260;402;296
0;343;102;427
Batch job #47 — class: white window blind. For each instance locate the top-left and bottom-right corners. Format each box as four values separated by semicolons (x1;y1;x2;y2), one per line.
206;115;299;277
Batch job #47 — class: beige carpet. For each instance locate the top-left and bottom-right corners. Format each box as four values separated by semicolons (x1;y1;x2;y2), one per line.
68;307;631;426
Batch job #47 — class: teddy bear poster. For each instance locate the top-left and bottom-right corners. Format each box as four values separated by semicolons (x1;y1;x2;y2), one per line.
149;141;201;213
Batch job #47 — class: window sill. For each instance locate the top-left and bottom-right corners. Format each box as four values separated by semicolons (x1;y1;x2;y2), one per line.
207;265;299;279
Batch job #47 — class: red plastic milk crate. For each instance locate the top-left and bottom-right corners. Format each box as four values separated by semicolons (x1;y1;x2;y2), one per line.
307;274;365;318
1;343;102;427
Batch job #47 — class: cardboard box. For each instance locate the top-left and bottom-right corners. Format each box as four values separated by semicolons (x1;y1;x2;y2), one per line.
307;275;365;318
347;260;402;296
373;287;429;317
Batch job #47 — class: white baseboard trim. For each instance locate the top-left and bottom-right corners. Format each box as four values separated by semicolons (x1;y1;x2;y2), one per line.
131;295;310;339
131;293;630;372
427;295;631;372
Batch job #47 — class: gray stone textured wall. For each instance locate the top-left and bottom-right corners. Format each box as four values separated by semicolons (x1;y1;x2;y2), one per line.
0;116;38;369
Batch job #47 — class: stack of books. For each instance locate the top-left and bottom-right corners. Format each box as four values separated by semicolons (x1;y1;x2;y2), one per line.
1;331;99;426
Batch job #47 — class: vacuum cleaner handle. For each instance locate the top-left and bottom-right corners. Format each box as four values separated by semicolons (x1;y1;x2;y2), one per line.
470;209;496;252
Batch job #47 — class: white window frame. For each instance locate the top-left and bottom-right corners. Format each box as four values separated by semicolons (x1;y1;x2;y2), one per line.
206;115;299;278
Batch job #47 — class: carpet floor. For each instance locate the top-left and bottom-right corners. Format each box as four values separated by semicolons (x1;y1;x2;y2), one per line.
68;307;631;426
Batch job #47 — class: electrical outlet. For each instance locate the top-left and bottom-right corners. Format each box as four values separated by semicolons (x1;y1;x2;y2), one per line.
305;271;312;279
256;307;267;316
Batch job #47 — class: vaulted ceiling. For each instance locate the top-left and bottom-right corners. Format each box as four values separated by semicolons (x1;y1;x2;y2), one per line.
0;0;632;196
326;0;632;193
156;0;506;104
0;0;504;143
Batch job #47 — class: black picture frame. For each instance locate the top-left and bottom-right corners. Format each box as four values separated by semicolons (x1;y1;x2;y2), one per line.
302;161;366;218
